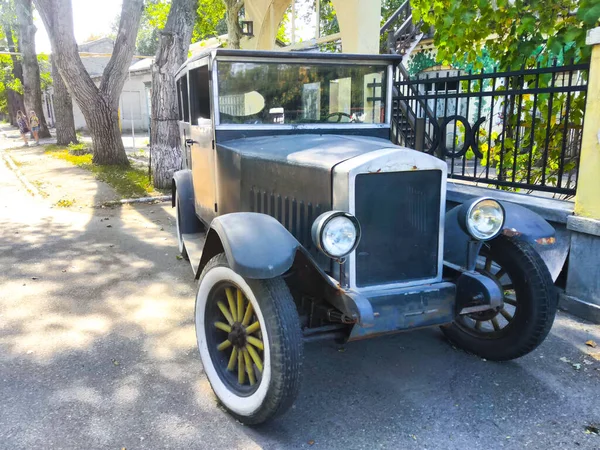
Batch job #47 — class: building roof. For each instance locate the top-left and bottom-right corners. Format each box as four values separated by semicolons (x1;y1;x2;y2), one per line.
78;37;115;51
129;57;153;73
127;35;228;75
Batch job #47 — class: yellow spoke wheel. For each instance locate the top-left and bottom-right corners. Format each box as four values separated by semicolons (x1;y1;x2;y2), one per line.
211;285;264;389
196;253;303;425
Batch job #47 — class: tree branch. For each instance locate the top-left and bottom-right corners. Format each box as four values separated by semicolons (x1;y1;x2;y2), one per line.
99;0;144;101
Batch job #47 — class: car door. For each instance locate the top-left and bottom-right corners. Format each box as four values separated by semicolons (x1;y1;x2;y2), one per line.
188;63;217;223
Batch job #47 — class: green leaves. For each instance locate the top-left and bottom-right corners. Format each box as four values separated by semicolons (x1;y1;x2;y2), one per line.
138;0;226;54
411;0;596;70
577;1;600;26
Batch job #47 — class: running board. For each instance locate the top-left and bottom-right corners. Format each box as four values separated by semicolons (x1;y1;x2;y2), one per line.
182;232;206;277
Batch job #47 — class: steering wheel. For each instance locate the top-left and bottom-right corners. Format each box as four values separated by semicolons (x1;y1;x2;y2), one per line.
325;112;352;123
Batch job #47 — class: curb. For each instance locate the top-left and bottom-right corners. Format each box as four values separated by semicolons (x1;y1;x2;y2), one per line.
1;150;42;198
100;195;171;207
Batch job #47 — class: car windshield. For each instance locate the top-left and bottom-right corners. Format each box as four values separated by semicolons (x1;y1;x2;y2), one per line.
216;61;387;125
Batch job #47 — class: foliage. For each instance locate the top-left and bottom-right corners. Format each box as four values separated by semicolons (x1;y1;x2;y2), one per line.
135;0;226;55
407;0;598;196
476;78;586;194
37;53;52;90
0;1;51;119
66;141;89;154
0;5;16;116
317;0;339;52
45;146;163;198
407;49;436;76
411;0;600;70
276;9;289;45
55;198;75;207
379;0;406;52
195;0;226;41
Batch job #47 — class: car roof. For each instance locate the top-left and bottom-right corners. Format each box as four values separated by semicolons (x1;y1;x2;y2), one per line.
179;48;401;73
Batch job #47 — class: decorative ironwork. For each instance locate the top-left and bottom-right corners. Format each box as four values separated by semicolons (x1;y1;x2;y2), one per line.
392;61;590;196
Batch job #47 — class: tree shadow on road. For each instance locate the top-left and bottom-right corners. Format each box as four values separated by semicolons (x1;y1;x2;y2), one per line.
1;192;599;449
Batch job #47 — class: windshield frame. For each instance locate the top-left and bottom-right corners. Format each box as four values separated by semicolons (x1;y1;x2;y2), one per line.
212;55;394;130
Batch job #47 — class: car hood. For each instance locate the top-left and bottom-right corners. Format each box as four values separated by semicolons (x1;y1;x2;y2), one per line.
217;134;398;171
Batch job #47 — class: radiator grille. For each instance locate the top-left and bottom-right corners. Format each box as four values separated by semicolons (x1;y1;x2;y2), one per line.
249;188;322;250
354;170;442;287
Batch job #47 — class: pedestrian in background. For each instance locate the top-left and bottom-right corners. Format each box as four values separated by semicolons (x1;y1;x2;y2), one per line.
16;111;29;147
29;110;40;145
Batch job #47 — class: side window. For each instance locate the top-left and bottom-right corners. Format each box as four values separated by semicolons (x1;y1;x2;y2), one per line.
189;66;211;125
176;78;183;120
181;73;190;123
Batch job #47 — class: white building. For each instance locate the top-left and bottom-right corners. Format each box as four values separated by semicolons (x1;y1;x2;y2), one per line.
45;36;227;133
119;57;152;132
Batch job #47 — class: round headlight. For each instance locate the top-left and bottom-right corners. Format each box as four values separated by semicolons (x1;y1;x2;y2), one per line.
312;211;361;259
465;198;505;240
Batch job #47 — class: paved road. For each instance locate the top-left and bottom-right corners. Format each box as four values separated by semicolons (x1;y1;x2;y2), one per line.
1;147;599;450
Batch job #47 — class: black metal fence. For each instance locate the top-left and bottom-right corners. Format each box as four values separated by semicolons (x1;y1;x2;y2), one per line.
392;61;590;196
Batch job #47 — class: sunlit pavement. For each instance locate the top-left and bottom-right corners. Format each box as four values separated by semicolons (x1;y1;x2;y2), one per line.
1;146;600;449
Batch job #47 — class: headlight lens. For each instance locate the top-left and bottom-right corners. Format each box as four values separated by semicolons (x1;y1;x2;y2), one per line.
466;199;505;240
322;216;358;257
312;212;361;259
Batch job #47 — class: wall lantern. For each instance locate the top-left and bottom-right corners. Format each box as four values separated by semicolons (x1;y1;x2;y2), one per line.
241;21;254;36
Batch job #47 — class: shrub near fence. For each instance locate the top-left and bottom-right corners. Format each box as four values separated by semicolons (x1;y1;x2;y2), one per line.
393;60;590;197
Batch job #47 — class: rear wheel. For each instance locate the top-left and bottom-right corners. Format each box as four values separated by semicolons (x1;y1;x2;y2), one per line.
195;254;303;425
442;236;557;361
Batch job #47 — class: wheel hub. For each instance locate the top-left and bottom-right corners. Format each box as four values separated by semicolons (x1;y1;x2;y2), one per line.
228;322;247;348
469;308;500;321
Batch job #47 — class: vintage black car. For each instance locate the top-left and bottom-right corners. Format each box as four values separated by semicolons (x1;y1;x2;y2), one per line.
172;49;557;425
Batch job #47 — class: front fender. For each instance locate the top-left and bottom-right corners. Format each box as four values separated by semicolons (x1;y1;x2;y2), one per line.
198;212;299;279
444;200;555;268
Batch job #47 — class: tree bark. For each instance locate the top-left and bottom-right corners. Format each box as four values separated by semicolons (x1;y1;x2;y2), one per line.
150;0;197;188
6;90;24;126
2;24;25;125
15;0;50;138
34;0;144;165
223;0;243;49
51;58;77;145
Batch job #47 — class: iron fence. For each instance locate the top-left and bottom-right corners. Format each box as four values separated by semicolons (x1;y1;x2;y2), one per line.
392;61;590;196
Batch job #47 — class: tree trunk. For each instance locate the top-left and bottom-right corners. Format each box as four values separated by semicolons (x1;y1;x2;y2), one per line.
85;95;129;165
150;0;197;188
223;0;243;49
34;0;144;166
6;90;24;126
51;58;77;145
15;0;51;138
3;24;25;125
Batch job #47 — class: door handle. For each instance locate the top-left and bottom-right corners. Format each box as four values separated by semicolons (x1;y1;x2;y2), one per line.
185;138;197;146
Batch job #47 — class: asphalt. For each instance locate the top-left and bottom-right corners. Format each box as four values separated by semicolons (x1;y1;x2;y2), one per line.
1;136;599;450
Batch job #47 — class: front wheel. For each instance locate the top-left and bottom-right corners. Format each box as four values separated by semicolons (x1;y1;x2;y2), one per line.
442;236;557;361
195;254;303;425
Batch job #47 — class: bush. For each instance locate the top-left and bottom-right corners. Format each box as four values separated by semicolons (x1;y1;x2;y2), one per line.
67;142;90;155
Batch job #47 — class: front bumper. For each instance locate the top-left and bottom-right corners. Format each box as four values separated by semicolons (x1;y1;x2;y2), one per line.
345;282;456;341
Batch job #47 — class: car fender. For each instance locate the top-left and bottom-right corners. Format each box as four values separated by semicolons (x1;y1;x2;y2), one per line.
197;212;299;279
444;200;555;268
172;169;203;234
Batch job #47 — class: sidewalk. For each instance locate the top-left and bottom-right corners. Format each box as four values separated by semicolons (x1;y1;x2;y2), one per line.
0;124;158;208
4;145;120;208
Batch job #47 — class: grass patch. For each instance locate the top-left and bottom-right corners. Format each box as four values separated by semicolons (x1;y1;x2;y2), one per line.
45;147;161;199
55;198;75;207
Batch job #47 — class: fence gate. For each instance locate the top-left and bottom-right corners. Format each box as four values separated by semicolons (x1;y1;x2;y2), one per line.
392;61;590;197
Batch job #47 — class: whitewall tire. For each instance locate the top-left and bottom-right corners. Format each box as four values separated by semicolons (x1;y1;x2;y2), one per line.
195;253;303;425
